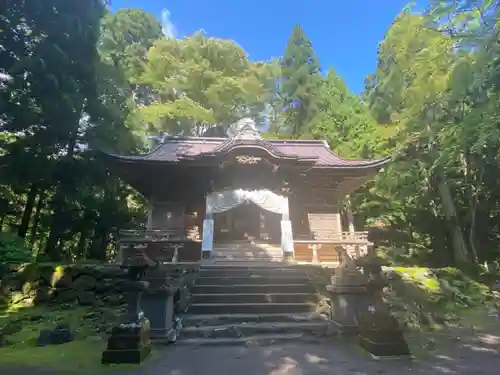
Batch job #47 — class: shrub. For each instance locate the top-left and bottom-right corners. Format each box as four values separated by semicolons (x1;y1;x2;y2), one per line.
0;232;34;264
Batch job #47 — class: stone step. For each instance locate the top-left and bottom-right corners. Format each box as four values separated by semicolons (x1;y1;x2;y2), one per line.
187;302;317;315
211;255;283;261
182;312;329;326
213;249;283;254
212;249;282;254
176;333;311;346
195;276;310;286
212;258;285;263
199;267;306;278
191;293;318;304
213;244;280;249
180;321;332;340
201;263;299;269
191;283;315;295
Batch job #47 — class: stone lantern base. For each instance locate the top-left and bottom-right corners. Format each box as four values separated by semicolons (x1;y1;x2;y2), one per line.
355;308;410;358
326;270;368;334
101;312;152;364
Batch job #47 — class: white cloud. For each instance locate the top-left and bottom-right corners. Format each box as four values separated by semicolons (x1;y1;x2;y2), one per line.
161;9;177;38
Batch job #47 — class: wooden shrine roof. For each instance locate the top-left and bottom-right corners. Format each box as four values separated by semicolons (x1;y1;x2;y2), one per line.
103;118;391;170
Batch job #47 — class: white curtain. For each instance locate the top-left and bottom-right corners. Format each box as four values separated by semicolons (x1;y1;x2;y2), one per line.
281;220;294;254
206;189;287;215
202;218;214;251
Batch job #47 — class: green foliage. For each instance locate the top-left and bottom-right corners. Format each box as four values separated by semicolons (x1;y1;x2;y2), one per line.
386;267;496;329
0;2;146;261
354;1;500;266
310;70;389;158
1;0;500;269
134;32;272;136
0;233;34;264
280;25;322;137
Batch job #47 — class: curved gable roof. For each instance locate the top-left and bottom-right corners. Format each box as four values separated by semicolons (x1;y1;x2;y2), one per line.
104;136;390;169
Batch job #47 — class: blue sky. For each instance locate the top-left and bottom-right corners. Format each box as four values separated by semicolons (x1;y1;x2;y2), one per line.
111;0;427;94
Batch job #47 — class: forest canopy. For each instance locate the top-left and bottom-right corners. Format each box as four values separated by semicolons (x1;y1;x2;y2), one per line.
0;0;499;267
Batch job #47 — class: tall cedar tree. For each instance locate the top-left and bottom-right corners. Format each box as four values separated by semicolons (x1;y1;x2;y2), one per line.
280;24;321;137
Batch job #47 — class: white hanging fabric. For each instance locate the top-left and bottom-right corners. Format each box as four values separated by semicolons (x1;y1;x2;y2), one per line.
206;189;287;215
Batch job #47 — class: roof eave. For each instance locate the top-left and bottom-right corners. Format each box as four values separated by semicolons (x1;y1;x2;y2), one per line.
311;156;392;169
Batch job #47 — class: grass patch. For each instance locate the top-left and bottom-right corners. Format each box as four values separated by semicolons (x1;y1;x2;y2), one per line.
0;303;159;373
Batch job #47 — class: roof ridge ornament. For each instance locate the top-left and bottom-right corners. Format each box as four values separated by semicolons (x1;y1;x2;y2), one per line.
232;118;262;140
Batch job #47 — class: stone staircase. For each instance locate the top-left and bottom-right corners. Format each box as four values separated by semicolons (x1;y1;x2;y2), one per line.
178;245;334;345
211;242;284;262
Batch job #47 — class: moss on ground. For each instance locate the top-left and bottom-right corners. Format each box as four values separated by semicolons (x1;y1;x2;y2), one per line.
385;267;498;330
0;302;161;373
0;261;165;373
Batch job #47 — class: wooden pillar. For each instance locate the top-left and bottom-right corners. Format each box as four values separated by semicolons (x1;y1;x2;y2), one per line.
146;200;153;231
201;193;214;259
346;197;355;233
281;195;294;261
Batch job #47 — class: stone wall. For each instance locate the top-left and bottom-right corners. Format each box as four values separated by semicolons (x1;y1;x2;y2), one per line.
0;263;200;309
0;263;131;308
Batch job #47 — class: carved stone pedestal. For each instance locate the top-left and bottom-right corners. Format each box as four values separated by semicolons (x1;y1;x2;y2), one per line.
354;256;409;358
326;270;368;334
102;281;152;364
141;286;179;344
101;313;152;364
355;307;410;358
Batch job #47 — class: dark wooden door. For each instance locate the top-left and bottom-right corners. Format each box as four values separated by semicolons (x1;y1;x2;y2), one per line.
231;203;260;240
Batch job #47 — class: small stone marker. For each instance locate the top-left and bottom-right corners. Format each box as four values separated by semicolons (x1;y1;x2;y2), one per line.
101;248;154;364
36;323;73;346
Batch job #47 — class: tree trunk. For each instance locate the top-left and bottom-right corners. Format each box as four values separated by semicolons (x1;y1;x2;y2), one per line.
18;184;38;238
437;175;469;264
29;190;45;247
76;230;88;260
468;180;482;264
88;224;108;261
45;133;77;260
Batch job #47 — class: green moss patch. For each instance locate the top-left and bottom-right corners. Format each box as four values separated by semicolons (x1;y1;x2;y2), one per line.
0;303;137;372
0;262;197;372
0;263;153;372
385;267;498;330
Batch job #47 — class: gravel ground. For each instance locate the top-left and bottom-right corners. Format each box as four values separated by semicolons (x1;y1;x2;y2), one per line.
1;329;499;375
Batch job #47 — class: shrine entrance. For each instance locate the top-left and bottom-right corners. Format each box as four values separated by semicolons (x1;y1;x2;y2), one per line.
213;203;281;243
201;189;294;258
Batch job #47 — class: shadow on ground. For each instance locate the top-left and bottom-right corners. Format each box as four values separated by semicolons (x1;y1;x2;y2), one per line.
131;329;500;375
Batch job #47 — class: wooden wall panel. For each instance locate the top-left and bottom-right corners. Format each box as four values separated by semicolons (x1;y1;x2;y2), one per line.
150;202;185;235
307;211;342;240
184;211;201;240
293;243;313;262
316;243;340;263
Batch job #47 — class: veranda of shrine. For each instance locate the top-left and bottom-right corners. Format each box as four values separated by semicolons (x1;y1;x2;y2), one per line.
103;118;390;264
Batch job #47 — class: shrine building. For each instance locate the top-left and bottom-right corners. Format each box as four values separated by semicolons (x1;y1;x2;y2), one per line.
102;118;390;264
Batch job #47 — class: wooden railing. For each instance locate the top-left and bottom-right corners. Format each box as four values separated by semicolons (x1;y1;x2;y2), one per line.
119;240;202;264
119;229;185;242
293;231;371;263
295;231;369;243
321;231;369;242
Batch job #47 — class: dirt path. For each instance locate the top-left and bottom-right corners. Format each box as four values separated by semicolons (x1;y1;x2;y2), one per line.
1;330;499;375
138;335;500;375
